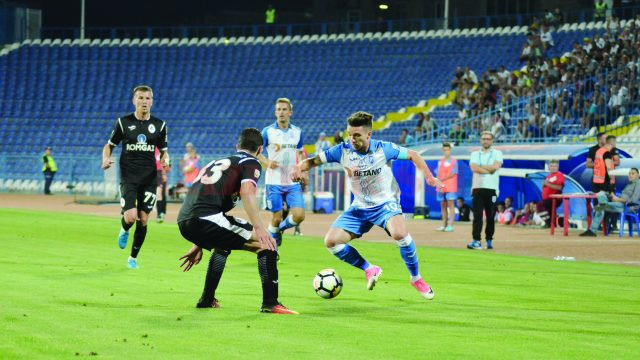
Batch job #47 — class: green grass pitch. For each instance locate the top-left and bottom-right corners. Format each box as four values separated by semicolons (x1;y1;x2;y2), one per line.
1;208;639;359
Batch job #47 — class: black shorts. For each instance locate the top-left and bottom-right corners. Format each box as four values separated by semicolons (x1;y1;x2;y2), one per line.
120;182;158;213
178;214;253;251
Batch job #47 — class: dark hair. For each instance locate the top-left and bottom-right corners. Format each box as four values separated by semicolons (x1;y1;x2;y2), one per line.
347;111;373;128
133;85;153;96
505;196;513;202
606;135;616;143
631;167;639;174
442;142;451;148
402;128;409;133
237;128;263;152
457;196;465;202
597;132;607;138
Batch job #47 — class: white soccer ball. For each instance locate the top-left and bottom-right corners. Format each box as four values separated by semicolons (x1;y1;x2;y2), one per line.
313;269;343;299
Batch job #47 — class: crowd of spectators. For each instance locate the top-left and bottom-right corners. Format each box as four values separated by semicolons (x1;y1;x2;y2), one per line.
445;11;640;145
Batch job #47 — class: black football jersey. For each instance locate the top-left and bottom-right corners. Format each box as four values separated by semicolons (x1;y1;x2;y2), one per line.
108;113;168;184
177;151;262;221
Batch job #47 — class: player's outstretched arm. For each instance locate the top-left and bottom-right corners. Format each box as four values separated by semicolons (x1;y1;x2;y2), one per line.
101;144;114;170
240;181;276;251
257;154;278;169
291;156;322;182
407;150;443;189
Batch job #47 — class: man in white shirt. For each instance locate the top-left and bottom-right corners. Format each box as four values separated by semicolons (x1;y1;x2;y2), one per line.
467;131;503;250
540;25;555;48
258;98;307;250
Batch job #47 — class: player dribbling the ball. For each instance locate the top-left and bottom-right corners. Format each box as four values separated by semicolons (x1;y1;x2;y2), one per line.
292;111;443;300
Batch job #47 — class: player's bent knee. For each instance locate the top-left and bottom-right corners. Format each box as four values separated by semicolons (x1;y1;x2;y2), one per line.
324;237;338;248
391;230;409;241
292;213;305;224
124;211;137;224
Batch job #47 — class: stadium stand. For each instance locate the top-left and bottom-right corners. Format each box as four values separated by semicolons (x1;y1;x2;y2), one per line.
0;17;636;193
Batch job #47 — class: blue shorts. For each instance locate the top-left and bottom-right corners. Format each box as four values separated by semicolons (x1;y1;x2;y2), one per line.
331;201;403;238
437;192;457;202
266;184;305;212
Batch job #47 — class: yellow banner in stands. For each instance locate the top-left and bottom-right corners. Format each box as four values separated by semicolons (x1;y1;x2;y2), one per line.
373;91;457;131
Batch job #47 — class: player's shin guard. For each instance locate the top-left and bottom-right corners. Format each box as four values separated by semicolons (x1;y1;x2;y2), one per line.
328;244;370;271
278;215;298;232
199;249;230;305
397;235;421;280
257;250;279;308
121;217;134;232
130;221;147;258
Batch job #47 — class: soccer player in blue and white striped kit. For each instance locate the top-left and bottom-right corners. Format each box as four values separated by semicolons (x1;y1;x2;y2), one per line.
258;98;307;249
292;111;443;300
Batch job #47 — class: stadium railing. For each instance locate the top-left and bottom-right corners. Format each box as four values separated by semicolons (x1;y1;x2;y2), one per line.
38;6;640;41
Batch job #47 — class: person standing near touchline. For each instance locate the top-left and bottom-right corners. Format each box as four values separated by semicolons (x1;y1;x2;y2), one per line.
467;131;503;250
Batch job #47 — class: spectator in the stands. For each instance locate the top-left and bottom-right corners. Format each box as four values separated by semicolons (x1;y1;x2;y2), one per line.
462;67;478;85
607;15;620;37
520;42;533;62
399;128;414;146
594;0;607;21
333;130;344;145
448;123;467;145
419;113;436;140
552;8;564;26
456;197;472;222
608;84;623;121
498;65;510;81
581;98;596;131
540;24;555;49
512;121;526;143
491;114;505;142
545;107;562;138
451;67;464;89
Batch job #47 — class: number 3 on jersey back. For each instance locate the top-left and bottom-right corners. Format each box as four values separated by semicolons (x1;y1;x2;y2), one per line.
194;159;231;185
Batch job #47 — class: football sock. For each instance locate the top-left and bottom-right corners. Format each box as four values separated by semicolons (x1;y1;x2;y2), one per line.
328;244;370;271
199;249;230;305
130;221;147;258
278;215;298;232
268;225;281;247
397;235;421;278
156;199;166;216
121;217;134;232
257;250;279;308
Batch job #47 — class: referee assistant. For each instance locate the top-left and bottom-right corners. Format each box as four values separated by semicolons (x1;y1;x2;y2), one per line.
467;131;503;250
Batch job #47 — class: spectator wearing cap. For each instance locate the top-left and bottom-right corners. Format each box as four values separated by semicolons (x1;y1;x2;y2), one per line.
42;146;58;195
314;131;330;155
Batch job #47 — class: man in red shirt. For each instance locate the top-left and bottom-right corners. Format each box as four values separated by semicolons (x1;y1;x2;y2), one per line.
541;159;565;227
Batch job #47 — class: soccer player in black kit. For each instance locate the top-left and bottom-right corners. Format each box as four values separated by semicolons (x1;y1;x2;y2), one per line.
102;85;170;269
177;127;298;314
